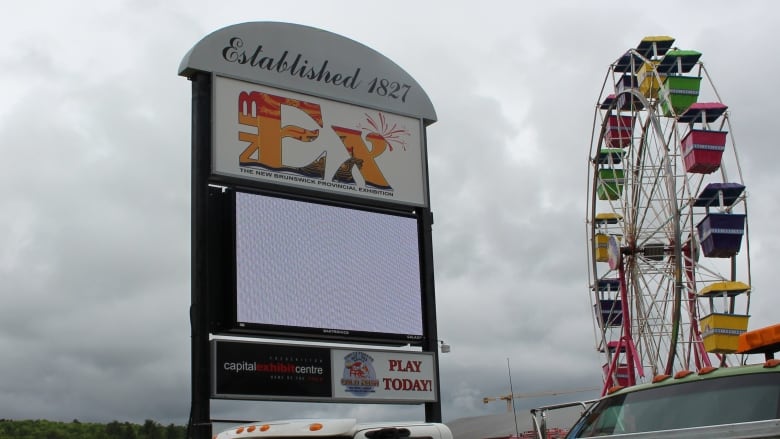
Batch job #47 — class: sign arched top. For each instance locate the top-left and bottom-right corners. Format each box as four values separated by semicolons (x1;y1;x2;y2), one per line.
179;21;437;125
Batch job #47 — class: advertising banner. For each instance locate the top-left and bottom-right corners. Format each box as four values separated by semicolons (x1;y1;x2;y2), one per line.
213;76;427;206
332;348;437;403
213;340;332;399
212;340;436;403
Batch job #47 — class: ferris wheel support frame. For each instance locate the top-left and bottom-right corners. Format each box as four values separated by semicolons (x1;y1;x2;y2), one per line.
593;84;714;390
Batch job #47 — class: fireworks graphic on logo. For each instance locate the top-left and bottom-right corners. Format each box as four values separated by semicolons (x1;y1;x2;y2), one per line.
358;112;410;151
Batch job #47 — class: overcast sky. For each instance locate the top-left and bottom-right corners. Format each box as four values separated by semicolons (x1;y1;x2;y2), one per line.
2;0;780;433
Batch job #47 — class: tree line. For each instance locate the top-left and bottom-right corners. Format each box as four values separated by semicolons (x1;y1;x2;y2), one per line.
0;419;187;439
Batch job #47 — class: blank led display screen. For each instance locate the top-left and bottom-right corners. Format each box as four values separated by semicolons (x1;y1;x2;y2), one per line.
233;191;424;343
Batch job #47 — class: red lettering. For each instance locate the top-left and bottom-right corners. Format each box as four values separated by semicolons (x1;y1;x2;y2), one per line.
382;378;433;392
387;359;423;373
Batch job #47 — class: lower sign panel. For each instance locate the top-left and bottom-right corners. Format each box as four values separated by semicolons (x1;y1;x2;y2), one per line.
212;340;437;403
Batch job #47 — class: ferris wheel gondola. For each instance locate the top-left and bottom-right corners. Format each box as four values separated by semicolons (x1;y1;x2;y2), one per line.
586;36;752;395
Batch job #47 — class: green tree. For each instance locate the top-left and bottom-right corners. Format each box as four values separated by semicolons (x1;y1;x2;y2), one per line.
106;420;123;438
165;423;183;439
121;422;137;439
142;419;163;439
46;431;66;439
0;419;187;439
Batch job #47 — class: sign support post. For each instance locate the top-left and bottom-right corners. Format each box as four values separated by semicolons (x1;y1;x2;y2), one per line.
190;72;212;439
422;210;442;423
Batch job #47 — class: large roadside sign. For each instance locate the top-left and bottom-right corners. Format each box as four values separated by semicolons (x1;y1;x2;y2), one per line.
181;22;441;437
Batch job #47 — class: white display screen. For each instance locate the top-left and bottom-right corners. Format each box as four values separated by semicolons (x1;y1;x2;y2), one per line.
234;191;424;340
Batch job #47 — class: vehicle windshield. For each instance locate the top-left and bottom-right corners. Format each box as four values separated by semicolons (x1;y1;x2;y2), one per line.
566;372;780;437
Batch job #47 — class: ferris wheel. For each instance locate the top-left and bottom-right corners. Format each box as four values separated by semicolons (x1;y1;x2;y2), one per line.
586;36;752;395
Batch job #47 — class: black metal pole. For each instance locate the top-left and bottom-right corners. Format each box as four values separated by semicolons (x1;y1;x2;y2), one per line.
190;72;212;439
421;208;442;423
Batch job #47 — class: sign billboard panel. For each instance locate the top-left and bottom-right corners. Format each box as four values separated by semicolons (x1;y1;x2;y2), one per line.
231;189;424;344
212;340;436;403
213;76;427;206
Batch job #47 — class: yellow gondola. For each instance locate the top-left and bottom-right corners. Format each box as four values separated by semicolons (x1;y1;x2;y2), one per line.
699;281;751;354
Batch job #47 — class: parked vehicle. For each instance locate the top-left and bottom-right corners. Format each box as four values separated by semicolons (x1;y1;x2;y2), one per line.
561;361;780;438
212;418;453;439
532;356;780;437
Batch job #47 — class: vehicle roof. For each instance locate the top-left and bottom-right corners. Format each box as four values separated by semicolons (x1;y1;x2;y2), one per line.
608;360;780;396
213;418;453;438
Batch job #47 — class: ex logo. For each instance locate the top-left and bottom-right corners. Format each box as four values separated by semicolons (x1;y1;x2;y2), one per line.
237;91;408;190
